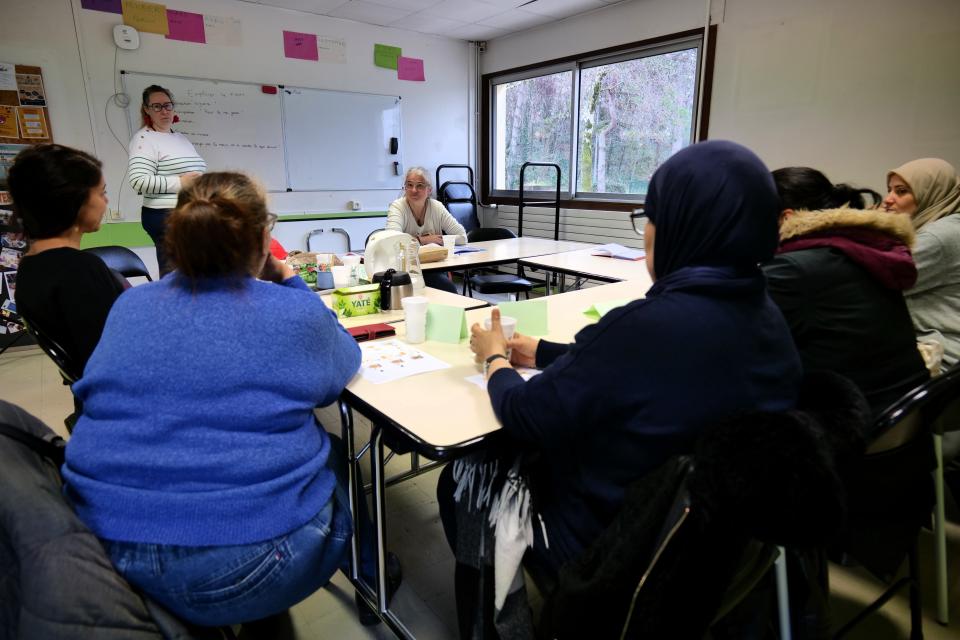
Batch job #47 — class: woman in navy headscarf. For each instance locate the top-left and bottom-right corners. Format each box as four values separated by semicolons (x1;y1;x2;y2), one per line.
460;140;803;571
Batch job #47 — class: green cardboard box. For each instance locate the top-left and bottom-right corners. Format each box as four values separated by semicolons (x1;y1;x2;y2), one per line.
332;284;381;318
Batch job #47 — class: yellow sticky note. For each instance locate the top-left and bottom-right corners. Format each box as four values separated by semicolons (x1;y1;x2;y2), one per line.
497;300;548;336
426;303;467;344
122;0;169;35
374;44;402;70
583;298;631;320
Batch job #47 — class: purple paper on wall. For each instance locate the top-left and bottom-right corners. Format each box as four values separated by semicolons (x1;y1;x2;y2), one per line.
397;56;425;82
80;0;122;13
166;10;206;44
283;31;319;61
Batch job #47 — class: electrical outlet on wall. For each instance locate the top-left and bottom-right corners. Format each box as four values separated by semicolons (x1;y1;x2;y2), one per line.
350;200;361;211
109;209;123;220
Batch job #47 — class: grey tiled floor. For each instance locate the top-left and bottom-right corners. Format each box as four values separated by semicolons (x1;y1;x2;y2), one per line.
2;347;959;639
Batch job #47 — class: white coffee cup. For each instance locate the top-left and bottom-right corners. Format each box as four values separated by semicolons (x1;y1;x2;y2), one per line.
401;296;429;344
442;235;457;255
331;265;350;289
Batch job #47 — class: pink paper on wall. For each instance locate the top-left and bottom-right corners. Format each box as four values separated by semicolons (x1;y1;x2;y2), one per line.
397;56;425;82
166;9;205;43
283;31;319;61
81;0;122;13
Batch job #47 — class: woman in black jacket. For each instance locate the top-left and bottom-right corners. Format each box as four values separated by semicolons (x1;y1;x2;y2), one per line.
763;167;929;422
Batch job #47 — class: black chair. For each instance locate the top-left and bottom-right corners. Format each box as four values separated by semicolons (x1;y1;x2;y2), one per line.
540;378;863;639
436;164;480;234
84;245;153;282
464;227;532;298
829;367;960;639
21;318;82;432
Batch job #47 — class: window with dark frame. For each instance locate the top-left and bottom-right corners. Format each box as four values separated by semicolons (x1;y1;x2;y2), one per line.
482;27;715;211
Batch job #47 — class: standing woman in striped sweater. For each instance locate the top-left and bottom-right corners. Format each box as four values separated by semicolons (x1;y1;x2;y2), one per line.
128;85;206;275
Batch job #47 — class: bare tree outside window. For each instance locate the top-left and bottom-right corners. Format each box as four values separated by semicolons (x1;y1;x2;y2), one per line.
578;49;697;197
489;36;702;202
494;71;572;192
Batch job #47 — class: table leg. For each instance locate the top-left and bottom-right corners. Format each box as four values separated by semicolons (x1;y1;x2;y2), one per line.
338;400;361;583
371;426;389;614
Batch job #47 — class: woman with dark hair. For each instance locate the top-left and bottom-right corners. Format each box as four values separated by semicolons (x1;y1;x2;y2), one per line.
449;141;801;632
61;172;391;627
8;144;125;375
763;167;928;419
128;84;206;275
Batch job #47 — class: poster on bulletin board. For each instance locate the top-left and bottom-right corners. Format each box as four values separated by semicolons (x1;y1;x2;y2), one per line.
0;64;53;146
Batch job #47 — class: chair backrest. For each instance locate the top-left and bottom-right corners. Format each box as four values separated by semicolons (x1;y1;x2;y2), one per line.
467;227;517;243
871;363;960;452
84;246;152;281
21;318;81;384
306;227;350;254
833;366;955;580
437;182;480;234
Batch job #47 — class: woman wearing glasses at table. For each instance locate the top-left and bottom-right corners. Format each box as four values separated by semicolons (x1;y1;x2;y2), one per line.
385;166;467;293
128;84;206;276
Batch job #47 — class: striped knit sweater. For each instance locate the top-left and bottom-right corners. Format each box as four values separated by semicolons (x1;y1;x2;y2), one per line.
127;127;207;209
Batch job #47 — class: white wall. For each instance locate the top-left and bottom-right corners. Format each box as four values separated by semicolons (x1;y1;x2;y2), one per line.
1;0;471;222
483;0;960;204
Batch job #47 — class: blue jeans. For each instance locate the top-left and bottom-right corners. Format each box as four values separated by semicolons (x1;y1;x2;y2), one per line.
424;270;458;293
102;435;376;627
140;206;171;276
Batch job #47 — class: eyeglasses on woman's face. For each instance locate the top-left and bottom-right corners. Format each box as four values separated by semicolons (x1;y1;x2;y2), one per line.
404;181;429;191
147;102;175;113
630;208;646;235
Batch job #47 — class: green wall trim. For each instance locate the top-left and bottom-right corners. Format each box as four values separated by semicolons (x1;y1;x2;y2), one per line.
277;211;388;221
79;211;389;248
80;223;154;248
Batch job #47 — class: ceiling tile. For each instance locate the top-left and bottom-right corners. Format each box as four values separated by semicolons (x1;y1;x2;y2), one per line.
389;13;466;35
446;22;509;40
255;0;351;13
327;0;415;25
521;0;606;19
365;0;443;10
427;0;507;22
478;8;551;30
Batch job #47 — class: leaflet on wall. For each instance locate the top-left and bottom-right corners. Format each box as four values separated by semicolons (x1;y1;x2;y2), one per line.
16;73;45;106
0;106;18;138
0;64;16;92
317;36;346;64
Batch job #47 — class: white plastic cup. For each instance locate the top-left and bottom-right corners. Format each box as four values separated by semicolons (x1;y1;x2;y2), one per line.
442;235;457;255
340;254;362;285
331;265;350;289
484;314;517;341
401;296;429;344
483;314;517;362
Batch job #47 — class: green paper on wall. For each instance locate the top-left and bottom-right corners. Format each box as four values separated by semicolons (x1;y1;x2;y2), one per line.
583;298;631;320
426;303;468;343
497;300;548;336
374;44;402;70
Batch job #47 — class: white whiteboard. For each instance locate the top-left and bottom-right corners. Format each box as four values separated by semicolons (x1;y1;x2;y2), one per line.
122;71;287;191
281;87;402;191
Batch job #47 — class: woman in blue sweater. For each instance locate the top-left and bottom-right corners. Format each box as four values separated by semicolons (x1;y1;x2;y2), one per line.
461;140;802;574
62;172;366;627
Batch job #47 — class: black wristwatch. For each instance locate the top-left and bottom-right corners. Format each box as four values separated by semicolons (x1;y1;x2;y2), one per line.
483;353;508;377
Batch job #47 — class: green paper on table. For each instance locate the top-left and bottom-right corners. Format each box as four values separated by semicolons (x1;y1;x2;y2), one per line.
497;300;549;336
426;303;468;343
583;298;631;320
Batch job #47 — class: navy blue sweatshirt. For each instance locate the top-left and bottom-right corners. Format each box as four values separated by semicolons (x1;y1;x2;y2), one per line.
487;267;801;564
